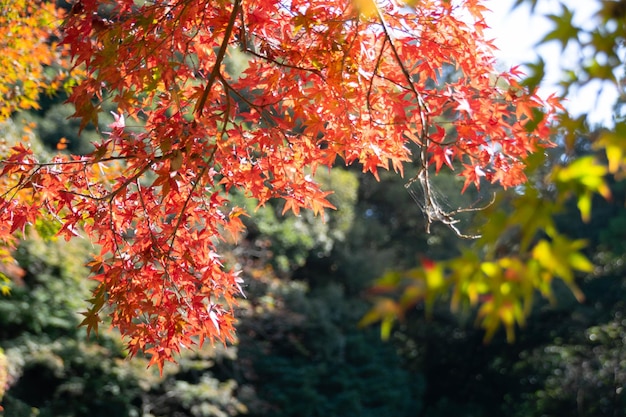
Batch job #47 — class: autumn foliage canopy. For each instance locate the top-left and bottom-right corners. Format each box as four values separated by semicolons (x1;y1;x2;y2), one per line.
0;0;561;368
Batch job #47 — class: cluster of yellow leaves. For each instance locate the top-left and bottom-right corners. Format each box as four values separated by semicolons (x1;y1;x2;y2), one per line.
362;144;613;343
363;234;594;344
595;123;626;178
0;0;67;120
552;156;612;222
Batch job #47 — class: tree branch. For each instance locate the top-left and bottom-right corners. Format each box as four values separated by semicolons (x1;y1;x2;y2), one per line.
193;0;241;117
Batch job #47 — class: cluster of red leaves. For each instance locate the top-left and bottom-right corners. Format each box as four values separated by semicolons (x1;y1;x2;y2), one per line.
0;0;561;369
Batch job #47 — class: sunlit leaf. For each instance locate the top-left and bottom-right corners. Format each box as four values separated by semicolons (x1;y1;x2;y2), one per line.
552;156;611;222
353;0;377;18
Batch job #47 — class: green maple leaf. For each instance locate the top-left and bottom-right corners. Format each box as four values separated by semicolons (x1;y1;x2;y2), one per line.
79;310;101;338
540;4;580;51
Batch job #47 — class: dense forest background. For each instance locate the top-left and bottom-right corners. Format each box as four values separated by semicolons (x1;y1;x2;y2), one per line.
2;0;626;416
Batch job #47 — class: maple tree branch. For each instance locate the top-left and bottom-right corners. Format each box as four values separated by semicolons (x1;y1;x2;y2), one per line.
0;155;132;201
237;2;248;52
236;3;325;80
193;0;241;117
107;197;124;260
134;180;188;307
339;17;360;74
218;78;231;142
375;9;430;137
219;75;285;130
241;47;325;80
136;181;163;253
167;166;207;230
104;163;153;202
0;166;41;201
0;156;129;167
366;37;388;123
374;9;484;239
164;95;226;266
63;156;163;203
405;168;483;239
0;154;129;207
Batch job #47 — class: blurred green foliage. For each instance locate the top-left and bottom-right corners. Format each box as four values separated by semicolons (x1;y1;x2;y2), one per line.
232;168;359;274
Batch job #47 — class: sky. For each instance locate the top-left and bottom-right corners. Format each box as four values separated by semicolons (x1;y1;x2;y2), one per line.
484;0;619;126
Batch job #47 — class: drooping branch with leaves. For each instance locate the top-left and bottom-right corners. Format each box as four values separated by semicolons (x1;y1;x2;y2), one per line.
0;0;559;368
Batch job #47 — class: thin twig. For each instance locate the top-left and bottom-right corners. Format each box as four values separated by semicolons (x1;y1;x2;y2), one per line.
375;6;487;239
